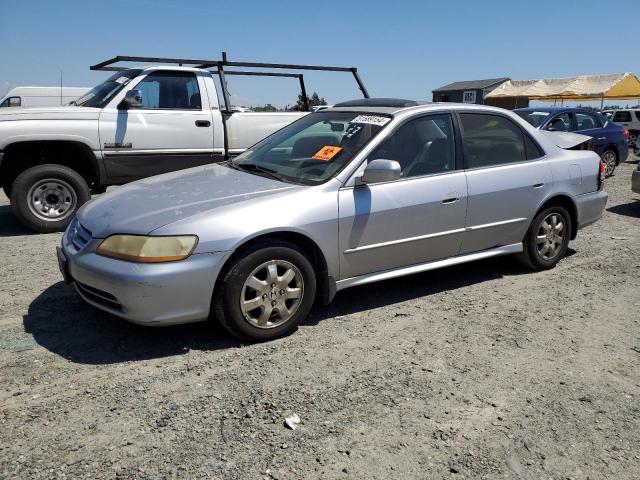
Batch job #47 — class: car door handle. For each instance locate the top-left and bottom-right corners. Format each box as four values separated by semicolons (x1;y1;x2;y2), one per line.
195;120;211;127
442;197;459;204
533;183;544;189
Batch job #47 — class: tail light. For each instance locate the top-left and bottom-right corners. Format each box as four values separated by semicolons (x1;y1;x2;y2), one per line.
623;129;630;140
598;160;606;189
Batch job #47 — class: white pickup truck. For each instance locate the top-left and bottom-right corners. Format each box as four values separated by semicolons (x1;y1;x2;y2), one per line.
0;54;369;232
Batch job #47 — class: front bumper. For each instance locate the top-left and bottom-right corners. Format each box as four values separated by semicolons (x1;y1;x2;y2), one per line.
59;228;232;326
574;189;608;230
632;169;640;194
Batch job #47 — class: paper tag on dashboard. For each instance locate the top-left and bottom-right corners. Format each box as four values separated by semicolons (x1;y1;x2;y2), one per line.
351;115;391;126
313;146;343;161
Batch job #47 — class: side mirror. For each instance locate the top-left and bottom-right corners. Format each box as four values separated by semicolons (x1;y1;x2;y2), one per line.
119;89;142;109
358;159;401;185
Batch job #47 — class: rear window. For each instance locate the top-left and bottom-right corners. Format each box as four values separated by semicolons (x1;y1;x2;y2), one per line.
612;111;632;122
635;111;640;121
460;113;527;168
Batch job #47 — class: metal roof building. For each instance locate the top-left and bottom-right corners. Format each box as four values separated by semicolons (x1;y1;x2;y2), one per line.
432;77;514;106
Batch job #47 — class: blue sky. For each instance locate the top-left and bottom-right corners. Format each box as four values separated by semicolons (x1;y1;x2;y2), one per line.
0;0;638;107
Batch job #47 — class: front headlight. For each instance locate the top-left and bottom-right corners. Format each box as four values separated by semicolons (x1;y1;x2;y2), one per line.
96;235;198;263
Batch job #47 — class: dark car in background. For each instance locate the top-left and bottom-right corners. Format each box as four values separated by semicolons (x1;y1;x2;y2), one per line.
515;108;629;176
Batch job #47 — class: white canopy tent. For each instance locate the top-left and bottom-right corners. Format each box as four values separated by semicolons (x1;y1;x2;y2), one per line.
484;72;640;107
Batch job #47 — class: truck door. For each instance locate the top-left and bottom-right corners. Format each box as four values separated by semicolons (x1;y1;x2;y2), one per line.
99;70;216;180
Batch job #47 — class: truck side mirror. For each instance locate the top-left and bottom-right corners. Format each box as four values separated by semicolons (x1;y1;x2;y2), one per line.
119;89;142;109
356;159;401;185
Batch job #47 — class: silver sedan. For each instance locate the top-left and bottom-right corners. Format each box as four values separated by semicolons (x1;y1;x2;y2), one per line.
58;100;608;341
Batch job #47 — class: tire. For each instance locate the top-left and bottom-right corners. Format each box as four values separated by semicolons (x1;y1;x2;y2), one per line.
213;239;317;341
10;164;90;233
517;206;572;271
601;149;617;177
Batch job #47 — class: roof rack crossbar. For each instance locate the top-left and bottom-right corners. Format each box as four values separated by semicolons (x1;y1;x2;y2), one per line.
89;52;369;111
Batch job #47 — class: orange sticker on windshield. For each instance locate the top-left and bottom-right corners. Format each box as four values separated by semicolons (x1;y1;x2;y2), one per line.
313;146;343;161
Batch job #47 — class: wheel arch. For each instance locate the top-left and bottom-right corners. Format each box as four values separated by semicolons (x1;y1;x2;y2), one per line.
1;140;100;191
535;194;578;240
213;230;335;308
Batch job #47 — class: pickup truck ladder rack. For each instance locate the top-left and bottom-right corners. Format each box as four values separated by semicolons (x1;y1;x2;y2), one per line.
90;52;369;112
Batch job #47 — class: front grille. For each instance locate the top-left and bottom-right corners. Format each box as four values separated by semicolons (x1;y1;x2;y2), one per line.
75;282;122;311
67;219;92;251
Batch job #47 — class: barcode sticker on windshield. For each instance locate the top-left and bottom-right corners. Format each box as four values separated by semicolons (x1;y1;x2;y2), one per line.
313;146;343;161
352;115;391;126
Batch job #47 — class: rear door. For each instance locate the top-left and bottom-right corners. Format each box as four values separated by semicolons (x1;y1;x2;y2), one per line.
575;111;607;153
338;113;468;279
99;70;215;180
459;112;551;254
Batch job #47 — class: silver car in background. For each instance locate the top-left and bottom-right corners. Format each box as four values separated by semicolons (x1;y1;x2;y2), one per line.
57;99;608;341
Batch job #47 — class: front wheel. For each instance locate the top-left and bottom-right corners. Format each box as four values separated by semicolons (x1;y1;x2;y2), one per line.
517;206;572;271
213;240;317;341
601;149;617;177
10;164;90;233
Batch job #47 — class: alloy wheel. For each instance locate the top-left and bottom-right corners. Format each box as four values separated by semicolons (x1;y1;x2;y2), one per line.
536;213;565;261
602;151;616;176
240;260;304;329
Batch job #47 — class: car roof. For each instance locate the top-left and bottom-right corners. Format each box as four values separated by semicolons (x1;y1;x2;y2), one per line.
327;98;514;115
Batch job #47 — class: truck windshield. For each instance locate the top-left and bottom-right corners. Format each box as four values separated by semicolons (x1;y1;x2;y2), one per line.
75;69;142;108
229;111;392;185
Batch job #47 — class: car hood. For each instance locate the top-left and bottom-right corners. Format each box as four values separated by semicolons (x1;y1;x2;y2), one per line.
0;106;101;121
77;164;301;238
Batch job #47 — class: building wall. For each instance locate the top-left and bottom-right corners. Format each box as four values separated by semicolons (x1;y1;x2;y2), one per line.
432;88;484;104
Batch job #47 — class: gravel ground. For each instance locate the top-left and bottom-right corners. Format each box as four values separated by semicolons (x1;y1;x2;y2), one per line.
1;157;639;480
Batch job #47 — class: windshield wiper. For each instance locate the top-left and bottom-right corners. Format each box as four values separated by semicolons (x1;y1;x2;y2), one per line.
228;162;290;183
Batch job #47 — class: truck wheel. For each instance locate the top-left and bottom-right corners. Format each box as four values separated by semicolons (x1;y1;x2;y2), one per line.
213;239;316;341
10;164;90;233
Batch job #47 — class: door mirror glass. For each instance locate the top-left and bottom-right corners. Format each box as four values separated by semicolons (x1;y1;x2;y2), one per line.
359;159;401;185
120;89;142;109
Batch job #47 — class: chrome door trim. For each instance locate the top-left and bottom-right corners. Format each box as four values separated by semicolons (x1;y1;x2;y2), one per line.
465;217;527;231
343;218;526;254
344;227;466;254
103;148;214;157
336;243;523;290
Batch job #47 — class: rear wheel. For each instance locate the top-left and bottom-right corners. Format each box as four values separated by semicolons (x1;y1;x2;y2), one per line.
601;149;617;177
213;240;316;341
10;164;90;233
517;206;572;271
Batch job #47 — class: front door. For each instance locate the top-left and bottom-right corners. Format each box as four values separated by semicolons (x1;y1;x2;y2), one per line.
459;112;552;254
338;113;468;280
99;70;215;180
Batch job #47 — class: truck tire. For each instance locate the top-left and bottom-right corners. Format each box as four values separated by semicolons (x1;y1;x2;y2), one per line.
10;164;90;233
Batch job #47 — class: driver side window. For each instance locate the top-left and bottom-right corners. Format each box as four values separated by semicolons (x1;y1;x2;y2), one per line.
369;114;455;179
134;71;201;110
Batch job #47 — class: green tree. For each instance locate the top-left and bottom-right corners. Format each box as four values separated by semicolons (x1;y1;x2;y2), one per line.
252;103;278;112
289;91;327;111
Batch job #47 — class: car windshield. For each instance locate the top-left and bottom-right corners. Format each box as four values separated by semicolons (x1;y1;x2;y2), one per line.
229;111;392;185
515;110;551;128
75;69;142;108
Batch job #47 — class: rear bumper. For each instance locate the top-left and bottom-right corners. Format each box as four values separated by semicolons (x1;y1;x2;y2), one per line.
574;189;608;230
632;169;640;194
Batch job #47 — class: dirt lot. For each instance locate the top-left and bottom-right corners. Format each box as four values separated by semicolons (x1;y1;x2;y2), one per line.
1;157;639;480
